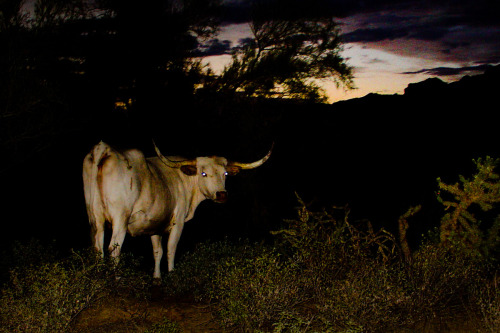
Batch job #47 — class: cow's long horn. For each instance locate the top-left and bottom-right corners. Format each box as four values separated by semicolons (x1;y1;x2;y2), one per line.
228;143;273;169
153;141;196;168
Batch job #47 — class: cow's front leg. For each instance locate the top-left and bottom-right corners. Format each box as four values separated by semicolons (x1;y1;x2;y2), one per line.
151;235;163;280
167;221;184;271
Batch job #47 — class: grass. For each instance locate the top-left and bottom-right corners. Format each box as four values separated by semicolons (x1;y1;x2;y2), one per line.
0;241;150;332
1;218;498;332
144;318;182;333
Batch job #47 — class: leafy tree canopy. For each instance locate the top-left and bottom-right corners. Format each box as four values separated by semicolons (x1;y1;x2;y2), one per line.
201;0;354;102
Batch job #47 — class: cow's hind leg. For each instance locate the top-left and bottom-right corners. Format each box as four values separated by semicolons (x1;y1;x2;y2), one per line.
151;235;163;282
108;218;127;261
92;218;106;257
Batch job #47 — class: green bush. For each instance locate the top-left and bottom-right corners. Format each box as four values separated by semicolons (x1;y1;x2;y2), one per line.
209;248;309;331
272;195;396;283
203;198;409;332
270;198;409;332
0;243;149;332
317;261;409;332
0;239;58;286
404;243;483;322
437;156;500;256
472;276;500;332
162;239;261;300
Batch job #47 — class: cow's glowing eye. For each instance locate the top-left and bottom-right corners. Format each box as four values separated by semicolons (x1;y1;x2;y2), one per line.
224;172;228;176
201;172;207;177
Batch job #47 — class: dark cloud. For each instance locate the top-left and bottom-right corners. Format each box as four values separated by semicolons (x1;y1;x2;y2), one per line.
193;38;232;57
337;1;499;67
410;26;450;41
237;37;256;48
218;0;499;68
401;64;493;76
342;19;454;44
342;27;410;43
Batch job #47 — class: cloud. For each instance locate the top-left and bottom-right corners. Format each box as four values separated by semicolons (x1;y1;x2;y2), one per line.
339;9;454;43
237;37;256;48
368;58;387;65
342;26;409;43
337;1;500;66
217;1;500;70
193;39;232;57
400;64;493;76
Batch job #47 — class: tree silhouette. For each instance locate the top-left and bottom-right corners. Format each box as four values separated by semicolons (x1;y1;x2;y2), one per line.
202;0;354;102
0;0;222;170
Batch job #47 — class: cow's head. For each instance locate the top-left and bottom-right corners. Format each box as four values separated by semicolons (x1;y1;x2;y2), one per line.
154;143;272;203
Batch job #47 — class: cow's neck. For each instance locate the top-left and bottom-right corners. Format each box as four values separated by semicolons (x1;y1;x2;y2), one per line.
184;178;207;222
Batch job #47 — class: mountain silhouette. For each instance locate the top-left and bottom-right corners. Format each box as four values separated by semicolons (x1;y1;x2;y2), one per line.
263;65;500;239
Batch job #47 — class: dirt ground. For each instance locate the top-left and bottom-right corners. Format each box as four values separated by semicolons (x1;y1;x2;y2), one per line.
71;289;486;333
72;290;222;333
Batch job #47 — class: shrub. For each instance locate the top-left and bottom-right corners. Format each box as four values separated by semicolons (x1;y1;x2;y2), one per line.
204;197;412;332
1;249;110;332
0;239;58;286
272;195;398;297
470;273;500;332
403;242;483;325
0;243;149;332
271;197;409;331
317;260;410;332
162;239;261;301
209;248;309;332
436;156;500;256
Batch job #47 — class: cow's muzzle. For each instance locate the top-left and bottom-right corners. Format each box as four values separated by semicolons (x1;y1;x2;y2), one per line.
215;191;228;203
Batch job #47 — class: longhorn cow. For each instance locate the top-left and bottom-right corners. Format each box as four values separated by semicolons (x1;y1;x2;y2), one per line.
83;141;271;279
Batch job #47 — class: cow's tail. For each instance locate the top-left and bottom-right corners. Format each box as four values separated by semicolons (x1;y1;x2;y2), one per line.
83;141;110;245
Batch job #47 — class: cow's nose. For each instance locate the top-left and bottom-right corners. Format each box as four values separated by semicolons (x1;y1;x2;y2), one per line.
216;191;228;203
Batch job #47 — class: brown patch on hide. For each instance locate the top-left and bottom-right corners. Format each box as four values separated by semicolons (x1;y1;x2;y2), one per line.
181;165;197;176
225;165;241;176
96;153;110;209
97;153;109;171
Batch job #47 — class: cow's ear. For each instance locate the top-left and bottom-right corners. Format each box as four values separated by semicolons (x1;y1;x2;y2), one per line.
226;165;240;176
181;165;197;176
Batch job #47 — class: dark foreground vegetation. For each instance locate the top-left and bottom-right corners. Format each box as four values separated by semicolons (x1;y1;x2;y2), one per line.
1;158;499;332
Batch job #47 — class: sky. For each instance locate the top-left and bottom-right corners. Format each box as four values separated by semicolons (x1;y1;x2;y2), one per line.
198;0;500;102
